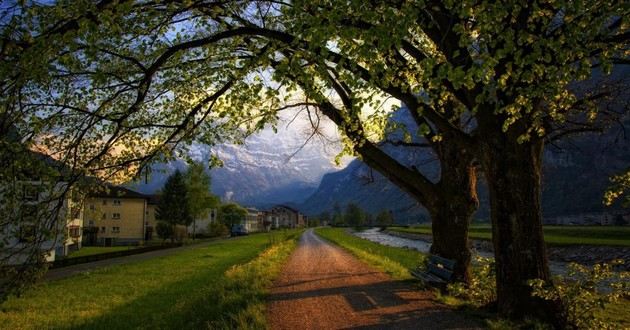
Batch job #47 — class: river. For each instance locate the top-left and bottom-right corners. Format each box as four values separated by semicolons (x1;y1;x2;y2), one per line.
353;228;568;275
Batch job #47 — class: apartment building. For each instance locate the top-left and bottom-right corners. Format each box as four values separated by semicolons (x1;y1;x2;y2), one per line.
83;186;148;246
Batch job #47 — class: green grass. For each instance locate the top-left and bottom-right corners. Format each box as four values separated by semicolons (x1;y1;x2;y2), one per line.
315;227;425;280
0;230;301;329
65;246;136;259
388;225;630;246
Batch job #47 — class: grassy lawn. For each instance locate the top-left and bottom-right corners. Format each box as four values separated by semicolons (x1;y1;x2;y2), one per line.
0;230;301;329
66;246;136;259
388;225;630;246
315;227;425;280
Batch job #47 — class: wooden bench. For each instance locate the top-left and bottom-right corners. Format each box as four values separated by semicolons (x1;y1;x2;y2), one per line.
410;254;456;289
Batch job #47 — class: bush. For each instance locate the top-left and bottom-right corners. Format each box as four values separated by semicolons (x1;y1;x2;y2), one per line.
207;222;229;238
447;256;496;307
529;260;630;329
156;222;173;241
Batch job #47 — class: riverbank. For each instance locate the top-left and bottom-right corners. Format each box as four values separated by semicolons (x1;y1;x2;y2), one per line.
383;229;630;270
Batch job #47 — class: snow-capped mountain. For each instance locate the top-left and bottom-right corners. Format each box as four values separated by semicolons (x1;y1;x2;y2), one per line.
127;111;349;207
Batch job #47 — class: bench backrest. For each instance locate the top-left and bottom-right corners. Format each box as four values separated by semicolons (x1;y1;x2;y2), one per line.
427;254;456;281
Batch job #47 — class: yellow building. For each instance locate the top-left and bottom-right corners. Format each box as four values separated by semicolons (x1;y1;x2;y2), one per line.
83;186;149;246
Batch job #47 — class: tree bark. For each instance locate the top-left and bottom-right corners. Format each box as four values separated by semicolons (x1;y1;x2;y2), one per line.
357;139;478;284
428;142;478;283
480;132;561;323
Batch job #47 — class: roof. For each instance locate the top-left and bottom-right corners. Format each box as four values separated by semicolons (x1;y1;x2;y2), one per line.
88;185;149;199
272;204;301;214
146;194;161;205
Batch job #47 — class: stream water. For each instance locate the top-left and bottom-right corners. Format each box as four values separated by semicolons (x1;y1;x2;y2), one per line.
353;228;568;275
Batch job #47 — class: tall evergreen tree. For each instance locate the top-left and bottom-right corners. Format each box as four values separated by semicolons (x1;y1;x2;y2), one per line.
156;170;192;242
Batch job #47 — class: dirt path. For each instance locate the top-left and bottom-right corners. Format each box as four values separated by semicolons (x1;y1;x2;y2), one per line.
266;229;482;330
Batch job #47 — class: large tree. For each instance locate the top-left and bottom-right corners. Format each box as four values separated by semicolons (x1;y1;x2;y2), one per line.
185;161;219;239
218;203;248;230
156;170;192;241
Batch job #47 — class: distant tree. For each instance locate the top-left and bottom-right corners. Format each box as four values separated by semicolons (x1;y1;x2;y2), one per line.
332;202;345;226
345;203;365;227
307;218;320;227
218;203;248;230
319;211;331;226
365;213;374;227
185;162;219;239
155;222;173;242
156;170;192;242
376;210;395;228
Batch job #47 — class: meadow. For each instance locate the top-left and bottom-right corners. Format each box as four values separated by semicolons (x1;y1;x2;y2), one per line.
388;225;630;246
0;230;301;329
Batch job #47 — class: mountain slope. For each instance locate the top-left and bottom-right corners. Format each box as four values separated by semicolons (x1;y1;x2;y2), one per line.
300;109;630;223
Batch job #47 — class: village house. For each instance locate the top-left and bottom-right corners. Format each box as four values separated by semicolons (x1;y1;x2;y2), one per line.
83;186;149;246
264;205;306;229
244;207;263;233
188;208;219;236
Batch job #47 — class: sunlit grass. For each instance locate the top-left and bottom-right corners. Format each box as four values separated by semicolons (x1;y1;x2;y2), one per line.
0;230;301;329
314;227;425;280
389;225;630;246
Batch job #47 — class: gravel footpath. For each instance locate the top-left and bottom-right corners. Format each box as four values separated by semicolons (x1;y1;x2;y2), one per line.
266;229;482;329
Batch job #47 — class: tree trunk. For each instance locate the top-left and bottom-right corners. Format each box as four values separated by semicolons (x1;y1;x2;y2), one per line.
428;203;474;283
428;143;478;283
355;138;478;284
481;134;561;323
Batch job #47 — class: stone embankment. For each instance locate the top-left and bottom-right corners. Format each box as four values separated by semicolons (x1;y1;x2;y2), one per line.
384;230;630;270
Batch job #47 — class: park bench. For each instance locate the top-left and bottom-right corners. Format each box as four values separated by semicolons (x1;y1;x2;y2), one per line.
410;254;456;289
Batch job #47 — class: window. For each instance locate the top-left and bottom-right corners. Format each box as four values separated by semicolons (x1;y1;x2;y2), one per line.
102;213;107;220
88;220;95;226
23;184;39;202
111;226;120;233
100;226;106;233
89;204;95;211
112;213;121;219
68;226;81;238
113;199;121;206
102;199;107;205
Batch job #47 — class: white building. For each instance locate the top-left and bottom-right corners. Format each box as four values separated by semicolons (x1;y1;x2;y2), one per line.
2;179;83;263
187;208;219;236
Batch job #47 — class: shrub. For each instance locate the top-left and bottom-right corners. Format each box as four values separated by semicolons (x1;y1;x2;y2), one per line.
156;221;173;241
447;256;496;306
207;222;229;238
529;260;630;329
